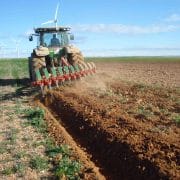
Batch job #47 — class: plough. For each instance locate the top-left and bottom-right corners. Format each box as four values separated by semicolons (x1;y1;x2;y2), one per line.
31;57;96;95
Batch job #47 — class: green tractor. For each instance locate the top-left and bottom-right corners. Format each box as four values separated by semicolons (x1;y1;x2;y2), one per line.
28;26;96;93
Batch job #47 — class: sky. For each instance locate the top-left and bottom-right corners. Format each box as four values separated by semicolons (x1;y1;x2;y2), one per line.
0;0;180;57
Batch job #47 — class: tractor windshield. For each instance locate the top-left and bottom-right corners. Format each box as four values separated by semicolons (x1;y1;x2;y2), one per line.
39;31;69;47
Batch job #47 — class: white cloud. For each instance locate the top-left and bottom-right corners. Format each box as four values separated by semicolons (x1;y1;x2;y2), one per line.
81;47;180;57
71;24;179;34
165;14;180;22
72;35;88;44
0;34;10;39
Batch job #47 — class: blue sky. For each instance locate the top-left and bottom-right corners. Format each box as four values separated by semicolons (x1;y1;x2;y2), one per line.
0;0;180;57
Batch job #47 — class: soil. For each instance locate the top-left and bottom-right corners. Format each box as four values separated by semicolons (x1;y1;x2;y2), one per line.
0;87;54;179
36;62;180;179
36;99;105;180
1;61;179;180
97;62;180;88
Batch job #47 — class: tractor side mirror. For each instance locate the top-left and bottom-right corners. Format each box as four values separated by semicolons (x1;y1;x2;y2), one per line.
70;34;74;40
29;35;33;41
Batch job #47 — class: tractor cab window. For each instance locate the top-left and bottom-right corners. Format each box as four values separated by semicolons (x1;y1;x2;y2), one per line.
51;34;60;46
39;32;69;47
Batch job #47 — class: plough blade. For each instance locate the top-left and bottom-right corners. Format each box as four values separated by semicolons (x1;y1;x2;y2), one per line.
31;62;96;94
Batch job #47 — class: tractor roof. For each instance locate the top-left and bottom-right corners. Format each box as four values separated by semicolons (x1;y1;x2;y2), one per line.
35;27;71;33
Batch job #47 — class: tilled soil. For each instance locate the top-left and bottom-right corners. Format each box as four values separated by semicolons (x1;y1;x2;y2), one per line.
36;99;105;180
36;62;180;179
97;62;180;88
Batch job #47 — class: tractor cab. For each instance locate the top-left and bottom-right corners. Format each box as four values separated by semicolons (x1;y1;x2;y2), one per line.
29;27;74;50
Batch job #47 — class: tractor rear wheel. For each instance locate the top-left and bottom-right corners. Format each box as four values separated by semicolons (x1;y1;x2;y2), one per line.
29;53;46;81
68;52;84;65
28;56;33;81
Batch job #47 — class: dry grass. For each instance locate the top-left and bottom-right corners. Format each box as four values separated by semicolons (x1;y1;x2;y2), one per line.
0;88;52;178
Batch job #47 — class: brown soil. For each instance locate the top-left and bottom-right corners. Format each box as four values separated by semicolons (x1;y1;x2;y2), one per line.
97;62;180;88
35;99;105;180
34;61;180;180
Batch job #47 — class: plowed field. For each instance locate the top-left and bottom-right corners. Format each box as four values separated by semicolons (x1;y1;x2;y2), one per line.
36;62;180;180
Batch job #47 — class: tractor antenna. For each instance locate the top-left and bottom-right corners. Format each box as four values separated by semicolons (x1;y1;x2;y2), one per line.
41;2;60;29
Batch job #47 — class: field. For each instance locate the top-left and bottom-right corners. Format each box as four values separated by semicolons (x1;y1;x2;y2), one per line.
0;57;180;179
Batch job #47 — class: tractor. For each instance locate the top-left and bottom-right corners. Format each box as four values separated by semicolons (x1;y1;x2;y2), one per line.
28;26;96;94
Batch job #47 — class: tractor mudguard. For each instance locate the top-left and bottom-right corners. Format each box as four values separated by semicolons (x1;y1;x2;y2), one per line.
34;46;49;57
65;45;81;54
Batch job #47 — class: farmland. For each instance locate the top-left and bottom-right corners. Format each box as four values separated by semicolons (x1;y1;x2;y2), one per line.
0;57;180;179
